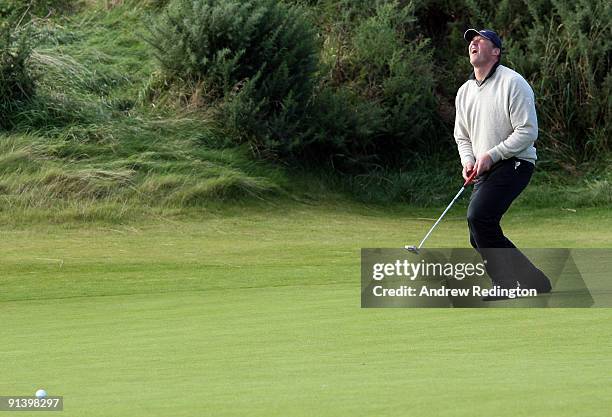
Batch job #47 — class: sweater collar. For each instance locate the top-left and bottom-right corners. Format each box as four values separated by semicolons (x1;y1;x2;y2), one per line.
469;62;501;86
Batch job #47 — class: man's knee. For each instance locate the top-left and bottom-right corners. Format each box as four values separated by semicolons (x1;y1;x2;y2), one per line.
467;206;501;242
467;207;493;228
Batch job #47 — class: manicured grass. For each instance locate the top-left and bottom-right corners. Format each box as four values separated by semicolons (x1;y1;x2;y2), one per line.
1;204;611;416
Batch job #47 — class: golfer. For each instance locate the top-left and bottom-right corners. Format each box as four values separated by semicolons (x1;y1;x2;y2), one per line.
454;29;551;296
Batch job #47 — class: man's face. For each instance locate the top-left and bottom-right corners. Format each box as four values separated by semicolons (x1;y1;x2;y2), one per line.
469;35;500;66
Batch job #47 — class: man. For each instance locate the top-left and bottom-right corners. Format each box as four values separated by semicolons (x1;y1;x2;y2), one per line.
454;29;551;299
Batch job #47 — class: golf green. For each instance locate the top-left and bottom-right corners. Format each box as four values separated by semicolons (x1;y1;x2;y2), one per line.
1;205;611;416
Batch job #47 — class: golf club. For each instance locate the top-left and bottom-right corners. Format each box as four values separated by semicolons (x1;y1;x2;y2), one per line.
405;169;478;254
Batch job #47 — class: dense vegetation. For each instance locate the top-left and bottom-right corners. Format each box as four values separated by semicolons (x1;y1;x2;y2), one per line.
0;0;609;219
146;0;610;169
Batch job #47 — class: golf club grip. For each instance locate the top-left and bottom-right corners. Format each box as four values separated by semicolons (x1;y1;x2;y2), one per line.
463;169;477;187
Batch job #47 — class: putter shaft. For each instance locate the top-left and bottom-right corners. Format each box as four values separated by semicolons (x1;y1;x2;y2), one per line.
408;170;477;251
415;186;466;250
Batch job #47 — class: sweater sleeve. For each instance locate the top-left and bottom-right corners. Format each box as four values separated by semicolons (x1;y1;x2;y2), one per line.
454;90;475;167
488;77;538;163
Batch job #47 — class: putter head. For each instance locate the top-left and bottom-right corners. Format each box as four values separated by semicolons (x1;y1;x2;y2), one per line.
404;245;420;254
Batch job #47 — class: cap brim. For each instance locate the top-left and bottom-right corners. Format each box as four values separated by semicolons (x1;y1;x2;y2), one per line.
464;29;481;42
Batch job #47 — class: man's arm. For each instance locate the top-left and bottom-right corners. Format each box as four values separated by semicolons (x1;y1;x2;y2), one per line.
487;77;538;163
454;93;475;167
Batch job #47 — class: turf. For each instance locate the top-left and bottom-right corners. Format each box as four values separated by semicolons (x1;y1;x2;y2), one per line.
2;204;611;416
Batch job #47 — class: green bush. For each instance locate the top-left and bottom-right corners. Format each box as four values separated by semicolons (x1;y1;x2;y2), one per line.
304;86;385;167
307;1;440;169
504;0;611;166
145;0;609;172
0;20;36;129
0;0;81;130
147;0;319;156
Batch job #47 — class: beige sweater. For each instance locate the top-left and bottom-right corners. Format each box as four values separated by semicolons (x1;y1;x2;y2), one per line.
454;65;538;166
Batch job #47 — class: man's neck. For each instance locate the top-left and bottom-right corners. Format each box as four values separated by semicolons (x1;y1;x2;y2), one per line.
473;61;497;82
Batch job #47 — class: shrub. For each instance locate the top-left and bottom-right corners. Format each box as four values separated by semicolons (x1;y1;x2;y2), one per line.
0;0;80;130
505;0;611;166
307;1;440;169
147;0;319;156
0;19;36;129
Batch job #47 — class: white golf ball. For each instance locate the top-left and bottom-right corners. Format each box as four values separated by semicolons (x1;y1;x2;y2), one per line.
35;389;47;399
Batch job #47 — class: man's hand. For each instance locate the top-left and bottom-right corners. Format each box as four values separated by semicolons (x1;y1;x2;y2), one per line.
474;152;493;176
462;162;475;184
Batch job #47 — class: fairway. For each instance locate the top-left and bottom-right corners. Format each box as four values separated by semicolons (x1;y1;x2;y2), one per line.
2;205;611;416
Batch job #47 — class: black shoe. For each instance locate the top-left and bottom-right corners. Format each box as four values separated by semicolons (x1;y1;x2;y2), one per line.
518;267;552;294
536;278;552;294
517;280;552;294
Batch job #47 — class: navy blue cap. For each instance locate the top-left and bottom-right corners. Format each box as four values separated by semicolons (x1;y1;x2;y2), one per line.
464;29;502;50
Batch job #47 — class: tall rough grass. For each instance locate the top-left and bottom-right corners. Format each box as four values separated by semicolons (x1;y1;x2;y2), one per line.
0;3;288;223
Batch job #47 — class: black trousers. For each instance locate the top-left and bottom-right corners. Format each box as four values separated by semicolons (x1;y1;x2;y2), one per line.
467;157;551;292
